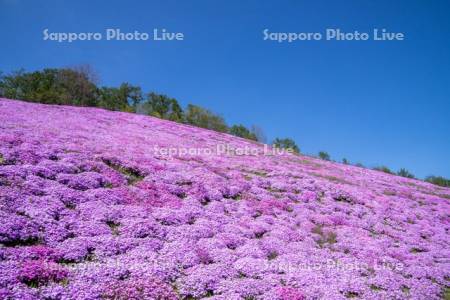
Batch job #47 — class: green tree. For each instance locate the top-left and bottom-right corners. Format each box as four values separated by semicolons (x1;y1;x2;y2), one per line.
397;168;415;179
318;151;330;161
97;83;142;112
342;158;349;164
143;92;184;122
0;69;62;103
56;68;99;106
119;83;143;111
0;67;99;106
373;166;394;175
229;124;257;141
98;87;127;111
425;176;450;187
185;104;228;132
272;138;300;153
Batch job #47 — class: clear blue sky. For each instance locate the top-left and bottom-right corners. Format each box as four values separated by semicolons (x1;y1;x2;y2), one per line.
1;0;449;179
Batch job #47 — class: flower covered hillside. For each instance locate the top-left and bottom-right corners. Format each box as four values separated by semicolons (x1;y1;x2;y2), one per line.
0;98;449;300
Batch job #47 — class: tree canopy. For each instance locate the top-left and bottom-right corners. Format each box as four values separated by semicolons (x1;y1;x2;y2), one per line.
229;125;258;141
272;138;300;153
318;151;330;161
185;104;228;133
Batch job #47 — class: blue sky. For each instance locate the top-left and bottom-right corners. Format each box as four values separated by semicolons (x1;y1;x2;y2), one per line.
1;0;449;178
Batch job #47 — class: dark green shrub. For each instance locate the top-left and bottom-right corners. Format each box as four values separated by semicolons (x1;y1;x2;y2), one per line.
272;138;300;153
373;166;394;175
318;151;330;161
185;104;228;133
425;176;450;187
229;125;257;141
397;168;415;179
141;92;183;122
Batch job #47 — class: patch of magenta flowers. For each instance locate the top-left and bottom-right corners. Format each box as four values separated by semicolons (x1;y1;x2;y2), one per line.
0;98;449;299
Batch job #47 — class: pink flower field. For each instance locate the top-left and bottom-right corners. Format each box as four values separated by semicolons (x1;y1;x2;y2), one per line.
0;98;449;300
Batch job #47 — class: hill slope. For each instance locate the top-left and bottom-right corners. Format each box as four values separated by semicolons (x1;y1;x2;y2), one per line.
0;98;449;300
